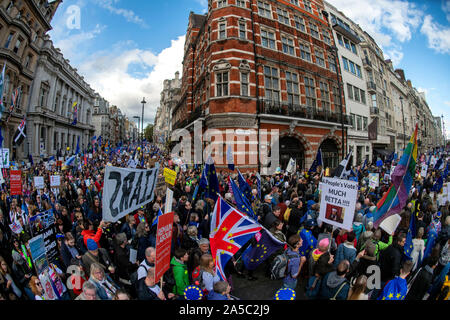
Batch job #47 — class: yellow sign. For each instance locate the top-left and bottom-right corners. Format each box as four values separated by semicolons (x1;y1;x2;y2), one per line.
163;168;177;185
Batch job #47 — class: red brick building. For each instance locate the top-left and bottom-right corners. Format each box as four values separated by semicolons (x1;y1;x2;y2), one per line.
172;0;350;172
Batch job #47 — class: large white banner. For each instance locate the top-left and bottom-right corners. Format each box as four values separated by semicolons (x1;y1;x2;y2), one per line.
102;164;160;222
319;177;358;230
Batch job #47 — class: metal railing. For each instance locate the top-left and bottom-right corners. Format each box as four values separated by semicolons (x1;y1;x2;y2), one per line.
259;99;351;125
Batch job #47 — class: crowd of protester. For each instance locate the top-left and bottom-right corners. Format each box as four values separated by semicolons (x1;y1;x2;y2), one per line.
0;143;449;301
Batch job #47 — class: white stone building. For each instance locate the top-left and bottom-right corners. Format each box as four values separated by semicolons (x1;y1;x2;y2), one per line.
26;36;95;159
324;2;371;166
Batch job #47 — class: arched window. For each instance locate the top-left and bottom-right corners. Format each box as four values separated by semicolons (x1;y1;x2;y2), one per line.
320;139;339;169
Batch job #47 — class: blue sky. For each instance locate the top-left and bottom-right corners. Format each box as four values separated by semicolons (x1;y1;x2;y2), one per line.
48;0;450;137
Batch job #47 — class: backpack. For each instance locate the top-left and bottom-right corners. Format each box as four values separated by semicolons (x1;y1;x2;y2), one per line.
191;266;204;289
269;251;297;280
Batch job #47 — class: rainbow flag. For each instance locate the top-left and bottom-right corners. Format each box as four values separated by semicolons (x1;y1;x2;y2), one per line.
373;124;418;229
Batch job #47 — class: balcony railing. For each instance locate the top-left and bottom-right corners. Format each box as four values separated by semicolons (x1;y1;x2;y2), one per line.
367;81;377;93
259;99;351;125
370;107;379;115
362;57;372;68
330;16;361;44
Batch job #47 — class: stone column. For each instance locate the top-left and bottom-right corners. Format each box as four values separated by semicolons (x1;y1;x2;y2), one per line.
34;122;40;156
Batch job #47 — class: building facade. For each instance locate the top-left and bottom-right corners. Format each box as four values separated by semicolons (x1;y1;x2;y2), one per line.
154;71;181;146
324;2;371;166
173;0;351;172
27;36;96;159
0;0;61;160
92;93;111;142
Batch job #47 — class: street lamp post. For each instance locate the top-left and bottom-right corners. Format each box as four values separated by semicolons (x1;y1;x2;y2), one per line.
133;116;140;143
400;96;406;151
141;97;146;143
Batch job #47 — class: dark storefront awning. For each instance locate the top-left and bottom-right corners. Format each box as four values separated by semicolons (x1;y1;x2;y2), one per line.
374;148;394;157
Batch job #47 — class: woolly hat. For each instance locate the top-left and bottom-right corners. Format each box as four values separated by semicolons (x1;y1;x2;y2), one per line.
86;238;98;251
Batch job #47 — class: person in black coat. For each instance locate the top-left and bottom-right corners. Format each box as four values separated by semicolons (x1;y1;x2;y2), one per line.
287;200;306;239
406;255;438;300
113;233;138;283
137;267;174;300
379;233;407;283
60;233;82;269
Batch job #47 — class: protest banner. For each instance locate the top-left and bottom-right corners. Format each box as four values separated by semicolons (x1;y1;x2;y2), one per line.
29;235;48;275
369;173;379;189
34;176;45;189
9;222;23;235
155;212;174;283
319;177;358;230
102;164;160;223
420;164;428;178
10;170;22;195
165;188;174;214
0;148;9;169
163;168;177;186
50;175;61;187
39;269;57;300
29;209;55;237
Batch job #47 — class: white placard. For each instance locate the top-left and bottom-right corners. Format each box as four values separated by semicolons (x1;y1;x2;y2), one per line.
0;148;10;169
34;176;45;189
319;177;359;231
102;164;160;223
129;249;137;264
421;164;428;178
50;175;61;187
165;188;173;214
379;214;402;235
369;173;379;189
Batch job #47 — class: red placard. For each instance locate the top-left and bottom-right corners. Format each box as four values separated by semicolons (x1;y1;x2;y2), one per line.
155;212;174;283
10;170;22;196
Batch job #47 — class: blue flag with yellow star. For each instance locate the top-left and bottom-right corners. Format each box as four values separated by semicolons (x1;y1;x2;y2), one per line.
203;156;220;202
378;277;407;300
237;169;252;202
404;212;416;260
229;176;257;221
242;229;285;271
299;228;317;258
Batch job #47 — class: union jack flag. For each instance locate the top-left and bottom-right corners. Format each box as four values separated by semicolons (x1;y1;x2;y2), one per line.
210;197;262;281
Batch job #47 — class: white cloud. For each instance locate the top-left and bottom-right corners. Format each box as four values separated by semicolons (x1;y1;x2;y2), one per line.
93;0;148;28
327;0;423;47
443;0;450;23
77;36;186;125
420;15;450;54
52;24;106;59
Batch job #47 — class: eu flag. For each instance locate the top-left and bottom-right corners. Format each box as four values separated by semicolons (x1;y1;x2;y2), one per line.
299;228;317;258
204;156;220;202
237;169;252;201
229;177;257;221
378;277;407;300
256;173;261;200
404;214;415;260
444;163;449;179
432;175;443;193
308;149;323;174
421;229;438;267
242;229;285;271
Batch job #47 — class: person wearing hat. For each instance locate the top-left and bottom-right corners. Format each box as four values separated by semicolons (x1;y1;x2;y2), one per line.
81;238;115;277
10;251;34;300
308;238;330;277
134;208;148;228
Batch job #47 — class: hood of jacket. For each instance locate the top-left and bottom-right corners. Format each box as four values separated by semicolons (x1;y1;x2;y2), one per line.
170;257;186;268
326;271;346;289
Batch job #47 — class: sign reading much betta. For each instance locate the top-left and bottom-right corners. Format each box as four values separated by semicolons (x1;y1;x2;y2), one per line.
102;164;160;222
319;177;358;230
155;212;174;283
